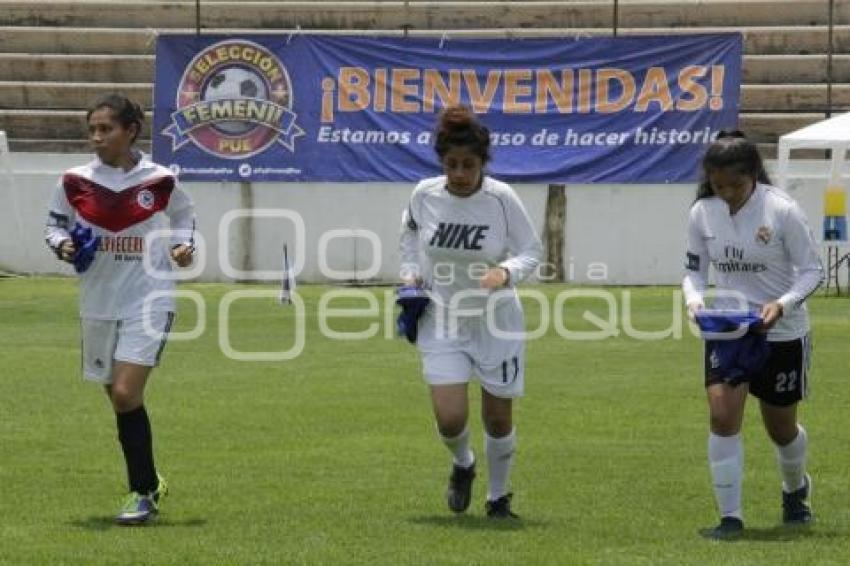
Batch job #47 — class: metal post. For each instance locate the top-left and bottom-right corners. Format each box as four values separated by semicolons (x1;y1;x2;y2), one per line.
195;0;202;36
612;0;619;37
237;181;254;282
827;0;834;118
542;184;566;282
352;235;359;283
402;0;411;38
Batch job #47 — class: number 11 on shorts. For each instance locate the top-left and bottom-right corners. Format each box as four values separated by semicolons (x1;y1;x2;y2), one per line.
501;356;519;384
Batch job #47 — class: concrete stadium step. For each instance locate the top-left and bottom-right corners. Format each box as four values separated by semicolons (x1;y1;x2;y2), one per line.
0;82;151;110
0;54;153;83
0;26;158;56
2;52;849;85
0;109;825;145
0;109;152;139
744;54;850;83
1;81;847;113
741;84;850;112
740;112;827;143
3;25;850;56
0;1;846;30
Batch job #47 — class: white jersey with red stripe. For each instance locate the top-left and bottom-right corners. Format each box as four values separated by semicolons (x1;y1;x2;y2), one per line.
399;175;542;314
45;152;195;320
683;183;823;341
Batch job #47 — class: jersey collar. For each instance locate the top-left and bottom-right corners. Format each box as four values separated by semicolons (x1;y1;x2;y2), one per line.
737;182;765;215
444;175;487;198
91;150;153;176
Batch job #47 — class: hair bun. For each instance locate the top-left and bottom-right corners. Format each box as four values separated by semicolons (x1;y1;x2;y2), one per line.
439;105;475;131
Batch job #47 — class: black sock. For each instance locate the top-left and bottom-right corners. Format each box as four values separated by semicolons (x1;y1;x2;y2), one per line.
116;405;158;494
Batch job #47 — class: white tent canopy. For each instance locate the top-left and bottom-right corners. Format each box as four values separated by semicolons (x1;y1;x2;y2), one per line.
778;112;850;295
777;111;850;191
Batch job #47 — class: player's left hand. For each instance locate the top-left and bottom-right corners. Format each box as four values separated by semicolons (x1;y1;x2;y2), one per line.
171;244;194;267
686;300;704;323
758;301;784;331
479;267;510;290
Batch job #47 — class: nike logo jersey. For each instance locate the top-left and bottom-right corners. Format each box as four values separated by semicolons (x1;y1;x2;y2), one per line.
400;175;542;313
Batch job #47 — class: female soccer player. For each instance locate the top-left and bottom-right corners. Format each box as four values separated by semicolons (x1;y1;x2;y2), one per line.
44;94;195;525
683;131;823;538
399;106;542;518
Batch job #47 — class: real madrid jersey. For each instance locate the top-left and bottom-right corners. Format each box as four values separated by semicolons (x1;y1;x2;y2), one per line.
399;175;542;313
44;152;195;320
683;183;823;341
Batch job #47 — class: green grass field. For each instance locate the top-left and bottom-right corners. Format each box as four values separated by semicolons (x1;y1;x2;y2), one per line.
1;278;848;565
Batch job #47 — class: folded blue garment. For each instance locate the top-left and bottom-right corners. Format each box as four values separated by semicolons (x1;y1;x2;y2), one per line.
694;309;763;334
396;286;430;344
69;223;100;274
697;310;769;382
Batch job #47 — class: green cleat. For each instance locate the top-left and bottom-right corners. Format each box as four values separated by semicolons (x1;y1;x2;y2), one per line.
151;474;169;505
115;492;158;526
115;475;168;526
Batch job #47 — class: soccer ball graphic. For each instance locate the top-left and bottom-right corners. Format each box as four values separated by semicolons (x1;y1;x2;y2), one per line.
202;66;269;136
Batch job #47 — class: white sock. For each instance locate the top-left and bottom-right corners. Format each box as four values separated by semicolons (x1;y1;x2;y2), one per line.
776;425;808;493
708;433;743;520
485;428;516;501
440;425;474;468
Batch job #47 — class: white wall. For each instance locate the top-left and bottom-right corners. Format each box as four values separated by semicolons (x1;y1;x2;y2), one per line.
0;152;837;284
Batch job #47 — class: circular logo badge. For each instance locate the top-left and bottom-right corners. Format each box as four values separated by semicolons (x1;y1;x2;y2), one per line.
137;189;155;210
163;39;303;160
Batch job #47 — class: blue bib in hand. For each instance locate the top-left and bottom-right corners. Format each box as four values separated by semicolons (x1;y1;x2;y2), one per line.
396;286;430;344
69;223;100;274
694;309;763;335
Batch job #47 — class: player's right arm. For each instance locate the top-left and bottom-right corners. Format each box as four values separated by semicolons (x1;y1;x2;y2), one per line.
44;180;76;262
398;188;423;287
682;203;709;318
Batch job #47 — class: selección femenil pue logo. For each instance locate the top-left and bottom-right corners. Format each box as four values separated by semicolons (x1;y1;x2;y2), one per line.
163;39;304;159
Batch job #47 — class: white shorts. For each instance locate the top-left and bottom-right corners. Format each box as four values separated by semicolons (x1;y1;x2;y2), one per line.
416;301;525;399
81;311;174;384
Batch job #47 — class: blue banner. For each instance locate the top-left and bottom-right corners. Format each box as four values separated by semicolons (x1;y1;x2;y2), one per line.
153;34;741;183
